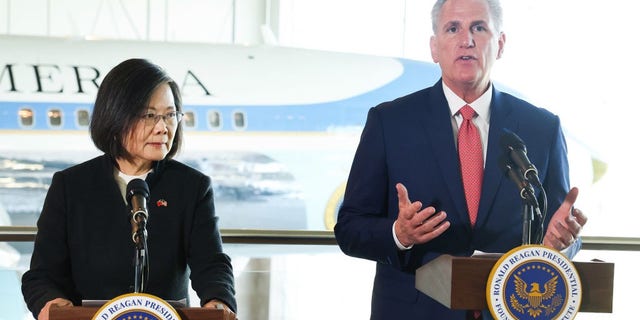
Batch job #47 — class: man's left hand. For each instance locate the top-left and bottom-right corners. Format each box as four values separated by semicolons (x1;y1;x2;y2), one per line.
543;187;588;250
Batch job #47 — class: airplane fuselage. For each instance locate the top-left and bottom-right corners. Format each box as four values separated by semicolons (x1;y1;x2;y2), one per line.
0;35;442;231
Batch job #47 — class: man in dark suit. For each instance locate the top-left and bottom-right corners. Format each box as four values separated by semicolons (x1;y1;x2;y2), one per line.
333;0;587;319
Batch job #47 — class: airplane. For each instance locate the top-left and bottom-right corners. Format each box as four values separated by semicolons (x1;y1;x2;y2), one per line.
0;35;606;319
0;34;444;233
0;34;605;233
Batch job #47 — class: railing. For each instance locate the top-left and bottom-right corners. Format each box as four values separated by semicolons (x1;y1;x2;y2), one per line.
1;226;639;250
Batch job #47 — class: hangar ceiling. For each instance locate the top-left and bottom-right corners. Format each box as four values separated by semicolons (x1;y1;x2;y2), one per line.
0;0;277;45
0;0;434;60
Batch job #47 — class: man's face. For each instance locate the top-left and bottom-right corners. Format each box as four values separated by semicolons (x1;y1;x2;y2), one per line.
430;0;505;93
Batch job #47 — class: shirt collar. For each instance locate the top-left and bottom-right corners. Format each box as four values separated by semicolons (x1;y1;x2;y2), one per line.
443;82;492;123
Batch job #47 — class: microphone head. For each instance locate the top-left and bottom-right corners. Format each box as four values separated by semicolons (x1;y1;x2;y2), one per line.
500;128;526;153
126;178;150;203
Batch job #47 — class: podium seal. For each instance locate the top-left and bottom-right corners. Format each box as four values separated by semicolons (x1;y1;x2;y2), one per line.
92;293;182;320
486;245;581;320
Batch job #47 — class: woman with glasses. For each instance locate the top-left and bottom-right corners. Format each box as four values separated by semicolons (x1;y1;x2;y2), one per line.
21;59;236;320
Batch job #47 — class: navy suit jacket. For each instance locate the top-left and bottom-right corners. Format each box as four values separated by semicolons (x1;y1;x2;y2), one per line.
334;80;569;319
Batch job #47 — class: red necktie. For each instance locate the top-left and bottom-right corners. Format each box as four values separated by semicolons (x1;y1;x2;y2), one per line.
458;105;483;227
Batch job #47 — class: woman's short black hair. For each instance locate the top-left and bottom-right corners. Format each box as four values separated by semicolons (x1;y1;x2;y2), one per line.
90;58;183;162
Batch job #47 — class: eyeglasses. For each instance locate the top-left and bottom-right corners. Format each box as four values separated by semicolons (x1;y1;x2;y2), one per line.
140;111;184;126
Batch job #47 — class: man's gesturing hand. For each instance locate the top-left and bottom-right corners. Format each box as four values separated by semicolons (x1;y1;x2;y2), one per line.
394;183;450;248
543;187;587;250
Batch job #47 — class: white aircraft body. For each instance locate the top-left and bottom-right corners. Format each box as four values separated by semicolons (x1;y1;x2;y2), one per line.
0;35;604;319
0;35;444;233
0;34;604;234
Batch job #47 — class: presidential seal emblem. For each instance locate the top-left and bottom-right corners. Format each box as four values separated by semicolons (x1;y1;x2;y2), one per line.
486;245;581;320
91;293;181;320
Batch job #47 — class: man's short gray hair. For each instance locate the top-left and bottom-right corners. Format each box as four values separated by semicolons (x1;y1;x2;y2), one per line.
431;0;503;34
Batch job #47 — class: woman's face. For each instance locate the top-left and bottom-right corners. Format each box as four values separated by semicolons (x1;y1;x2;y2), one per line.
121;83;178;172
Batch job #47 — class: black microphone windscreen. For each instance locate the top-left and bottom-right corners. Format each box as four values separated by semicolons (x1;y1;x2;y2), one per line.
126;178;150;203
500;128;526;151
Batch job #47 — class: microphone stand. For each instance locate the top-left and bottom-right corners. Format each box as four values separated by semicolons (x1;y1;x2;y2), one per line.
132;213;149;293
520;186;543;245
521;196;535;245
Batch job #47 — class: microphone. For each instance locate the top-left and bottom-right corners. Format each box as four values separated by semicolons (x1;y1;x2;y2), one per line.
499;129;542;188
498;154;538;206
126;178;149;244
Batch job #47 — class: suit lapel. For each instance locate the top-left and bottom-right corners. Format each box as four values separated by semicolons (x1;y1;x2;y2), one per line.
419;81;469;224
475;89;519;228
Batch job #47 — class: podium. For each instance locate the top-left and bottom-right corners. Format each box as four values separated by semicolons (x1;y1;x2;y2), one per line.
49;305;237;320
415;255;614;313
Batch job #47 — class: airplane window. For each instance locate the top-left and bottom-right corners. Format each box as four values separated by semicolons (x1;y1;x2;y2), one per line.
76;109;90;127
208;111;221;130
48;109;62;127
183;111;195;128
233;111;246;130
18;108;34;127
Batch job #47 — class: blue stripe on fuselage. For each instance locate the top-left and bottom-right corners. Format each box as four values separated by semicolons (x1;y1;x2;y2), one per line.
0;59;441;132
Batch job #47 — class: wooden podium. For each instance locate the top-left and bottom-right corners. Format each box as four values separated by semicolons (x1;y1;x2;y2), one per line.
415;255;614;313
49;305;237;320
